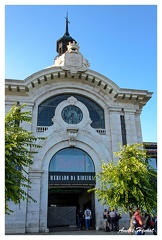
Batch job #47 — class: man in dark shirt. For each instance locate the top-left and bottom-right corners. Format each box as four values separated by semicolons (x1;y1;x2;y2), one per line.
77;208;84;230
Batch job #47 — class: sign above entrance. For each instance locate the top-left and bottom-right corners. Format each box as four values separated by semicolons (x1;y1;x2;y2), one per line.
49;172;96;184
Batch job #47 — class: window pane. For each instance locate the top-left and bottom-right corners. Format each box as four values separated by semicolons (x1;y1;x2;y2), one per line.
148;157;157;170
37;94;105;128
49;148;95;172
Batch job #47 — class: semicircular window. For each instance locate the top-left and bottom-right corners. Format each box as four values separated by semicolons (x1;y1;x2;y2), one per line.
49;148;95;173
37;94;105;128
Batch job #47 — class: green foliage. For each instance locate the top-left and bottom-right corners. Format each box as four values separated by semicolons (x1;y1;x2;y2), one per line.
89;143;157;215
5;103;46;214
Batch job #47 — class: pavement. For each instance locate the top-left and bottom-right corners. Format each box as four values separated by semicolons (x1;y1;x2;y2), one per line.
6;226;155;235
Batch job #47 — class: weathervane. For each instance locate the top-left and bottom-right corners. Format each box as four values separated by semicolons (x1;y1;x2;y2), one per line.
64;12;70;36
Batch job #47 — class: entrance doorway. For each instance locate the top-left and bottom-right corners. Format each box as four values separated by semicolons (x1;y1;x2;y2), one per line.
47;187;95;230
47;147;96;230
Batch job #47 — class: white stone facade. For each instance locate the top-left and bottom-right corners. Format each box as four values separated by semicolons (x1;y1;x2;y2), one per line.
5;51;152;233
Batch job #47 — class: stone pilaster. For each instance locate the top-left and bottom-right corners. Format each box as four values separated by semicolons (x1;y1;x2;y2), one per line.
20;103;34;132
94;180;105;230
124;109;138;144
135;110;143;143
109;108;122;157
25;170;43;233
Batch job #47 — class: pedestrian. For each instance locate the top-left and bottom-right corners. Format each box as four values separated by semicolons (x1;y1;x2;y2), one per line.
114;208;121;231
84;207;92;230
128;212;136;234
103;208;108;231
153;215;157;235
143;213;149;230
109;209;116;231
107;209;111;229
134;208;144;235
143;213;155;231
77;208;84;230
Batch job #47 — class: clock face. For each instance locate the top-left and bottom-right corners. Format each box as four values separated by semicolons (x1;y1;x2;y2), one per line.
61;105;83;124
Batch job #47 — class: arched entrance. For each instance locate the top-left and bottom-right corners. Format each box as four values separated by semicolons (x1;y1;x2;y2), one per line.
47;147;96;230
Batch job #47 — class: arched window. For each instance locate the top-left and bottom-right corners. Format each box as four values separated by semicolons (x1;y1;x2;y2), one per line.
37;94;105;128
49;148;95;173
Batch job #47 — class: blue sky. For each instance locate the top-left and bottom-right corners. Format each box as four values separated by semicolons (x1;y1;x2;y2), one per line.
5;4;157;142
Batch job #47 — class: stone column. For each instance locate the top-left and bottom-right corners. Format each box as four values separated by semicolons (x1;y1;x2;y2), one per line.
25;170;43;233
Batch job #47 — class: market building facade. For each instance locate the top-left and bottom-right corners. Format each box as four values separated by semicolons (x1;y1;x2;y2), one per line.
5;17;153;233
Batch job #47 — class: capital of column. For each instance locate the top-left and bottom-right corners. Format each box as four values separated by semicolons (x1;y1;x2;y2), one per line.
29;170;43;178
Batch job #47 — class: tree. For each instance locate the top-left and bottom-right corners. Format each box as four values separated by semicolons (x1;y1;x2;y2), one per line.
89;143;157;215
5;103;45;214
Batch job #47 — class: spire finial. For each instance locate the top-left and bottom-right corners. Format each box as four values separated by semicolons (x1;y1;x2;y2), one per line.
64;12;70;36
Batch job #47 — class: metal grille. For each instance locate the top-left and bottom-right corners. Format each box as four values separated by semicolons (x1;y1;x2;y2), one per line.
47;206;77;227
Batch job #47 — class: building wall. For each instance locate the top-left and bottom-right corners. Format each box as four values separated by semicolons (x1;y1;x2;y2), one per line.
5;68;152;233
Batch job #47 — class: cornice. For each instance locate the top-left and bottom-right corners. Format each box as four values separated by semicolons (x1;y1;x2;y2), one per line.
5;67;153;108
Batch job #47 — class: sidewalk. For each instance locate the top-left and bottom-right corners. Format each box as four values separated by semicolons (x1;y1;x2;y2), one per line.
6;228;154;235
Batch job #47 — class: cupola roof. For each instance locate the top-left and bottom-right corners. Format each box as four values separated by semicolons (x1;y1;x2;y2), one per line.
56;13;76;56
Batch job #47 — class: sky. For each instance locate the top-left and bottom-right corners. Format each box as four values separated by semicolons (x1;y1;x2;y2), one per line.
4;4;157;143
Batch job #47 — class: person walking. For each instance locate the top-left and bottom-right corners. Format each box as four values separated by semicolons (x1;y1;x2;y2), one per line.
109;209;116;231
84;207;92;230
103;209;108;231
114;208;121;231
77;208;84;230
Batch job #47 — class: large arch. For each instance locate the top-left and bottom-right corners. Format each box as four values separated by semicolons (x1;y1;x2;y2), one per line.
36;131;112;232
31;82;113;135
